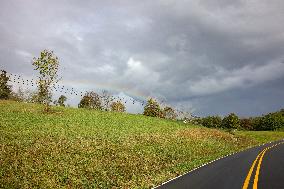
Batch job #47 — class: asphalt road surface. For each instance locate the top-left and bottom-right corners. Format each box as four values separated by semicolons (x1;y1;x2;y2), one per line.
156;140;284;189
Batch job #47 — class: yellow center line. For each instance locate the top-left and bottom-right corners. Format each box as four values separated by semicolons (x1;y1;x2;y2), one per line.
242;148;266;189
252;142;284;189
242;142;284;189
252;148;268;189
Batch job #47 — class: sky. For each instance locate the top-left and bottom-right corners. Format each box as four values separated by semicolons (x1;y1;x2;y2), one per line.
1;0;284;117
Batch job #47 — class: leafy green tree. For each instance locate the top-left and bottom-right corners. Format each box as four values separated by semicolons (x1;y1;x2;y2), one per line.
163;106;177;120
240;118;254;130
57;95;67;107
78;91;102;110
201;116;222;128
32;50;59;112
143;98;164;118
221;113;240;129
254;113;283;131
250;109;284;131
0;70;12;99
251;117;262;131
110;101;126;112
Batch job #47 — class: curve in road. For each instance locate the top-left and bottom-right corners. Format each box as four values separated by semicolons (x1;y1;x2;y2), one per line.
155;140;284;189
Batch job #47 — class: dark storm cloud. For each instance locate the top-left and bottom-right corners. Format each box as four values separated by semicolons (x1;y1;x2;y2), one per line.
1;0;284;116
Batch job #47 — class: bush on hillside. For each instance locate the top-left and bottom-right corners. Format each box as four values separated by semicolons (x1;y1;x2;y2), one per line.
221;113;240;129
143;98;164;118
111;101;126;112
54;95;67;107
78;91;102;110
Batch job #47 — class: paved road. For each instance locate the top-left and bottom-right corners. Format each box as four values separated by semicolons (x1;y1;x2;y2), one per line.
156;140;284;189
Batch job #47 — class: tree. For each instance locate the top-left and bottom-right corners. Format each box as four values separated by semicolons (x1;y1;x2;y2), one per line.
32;50;59;112
36;81;51;104
56;95;67;107
240;118;254;130
221;113;240;129
201;116;222;128
143;98;164;118
0;70;12;99
101;90;113;111
163;106;177;120
254;113;283;131
110;101;126;112
251;117;262;131
78;91;102;110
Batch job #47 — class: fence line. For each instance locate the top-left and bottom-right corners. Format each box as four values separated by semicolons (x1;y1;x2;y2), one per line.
3;70;193;116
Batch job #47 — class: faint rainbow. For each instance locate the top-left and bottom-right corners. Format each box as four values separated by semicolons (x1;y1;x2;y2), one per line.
59;79;149;101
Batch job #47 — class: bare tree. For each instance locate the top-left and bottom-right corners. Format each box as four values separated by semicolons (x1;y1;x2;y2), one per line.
101;90;113;111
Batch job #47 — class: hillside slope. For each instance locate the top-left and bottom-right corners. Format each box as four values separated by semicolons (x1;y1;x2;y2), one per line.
1;100;284;188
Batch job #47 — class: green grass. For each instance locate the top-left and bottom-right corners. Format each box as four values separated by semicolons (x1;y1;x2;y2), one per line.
1;100;284;188
236;130;284;143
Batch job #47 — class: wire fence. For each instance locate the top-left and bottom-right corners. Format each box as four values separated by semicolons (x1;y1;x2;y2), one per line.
3;70;193;117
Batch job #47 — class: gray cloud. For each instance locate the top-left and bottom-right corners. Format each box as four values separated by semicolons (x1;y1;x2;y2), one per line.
1;0;284;116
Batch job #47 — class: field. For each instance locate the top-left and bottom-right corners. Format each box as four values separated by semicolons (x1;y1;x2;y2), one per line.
1;100;284;188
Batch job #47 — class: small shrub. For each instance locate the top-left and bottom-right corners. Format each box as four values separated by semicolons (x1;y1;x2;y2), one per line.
110;101;126;112
55;95;67;107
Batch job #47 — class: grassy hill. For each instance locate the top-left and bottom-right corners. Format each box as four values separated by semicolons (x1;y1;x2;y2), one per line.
1;100;284;188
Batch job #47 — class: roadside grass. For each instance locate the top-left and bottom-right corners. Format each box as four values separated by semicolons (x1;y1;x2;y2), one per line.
236;130;284;144
1;100;284;188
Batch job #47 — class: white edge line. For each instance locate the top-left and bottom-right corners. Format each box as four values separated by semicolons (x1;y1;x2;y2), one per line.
152;139;284;189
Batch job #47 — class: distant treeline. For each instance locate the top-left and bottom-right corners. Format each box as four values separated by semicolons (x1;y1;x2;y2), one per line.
192;110;284;131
